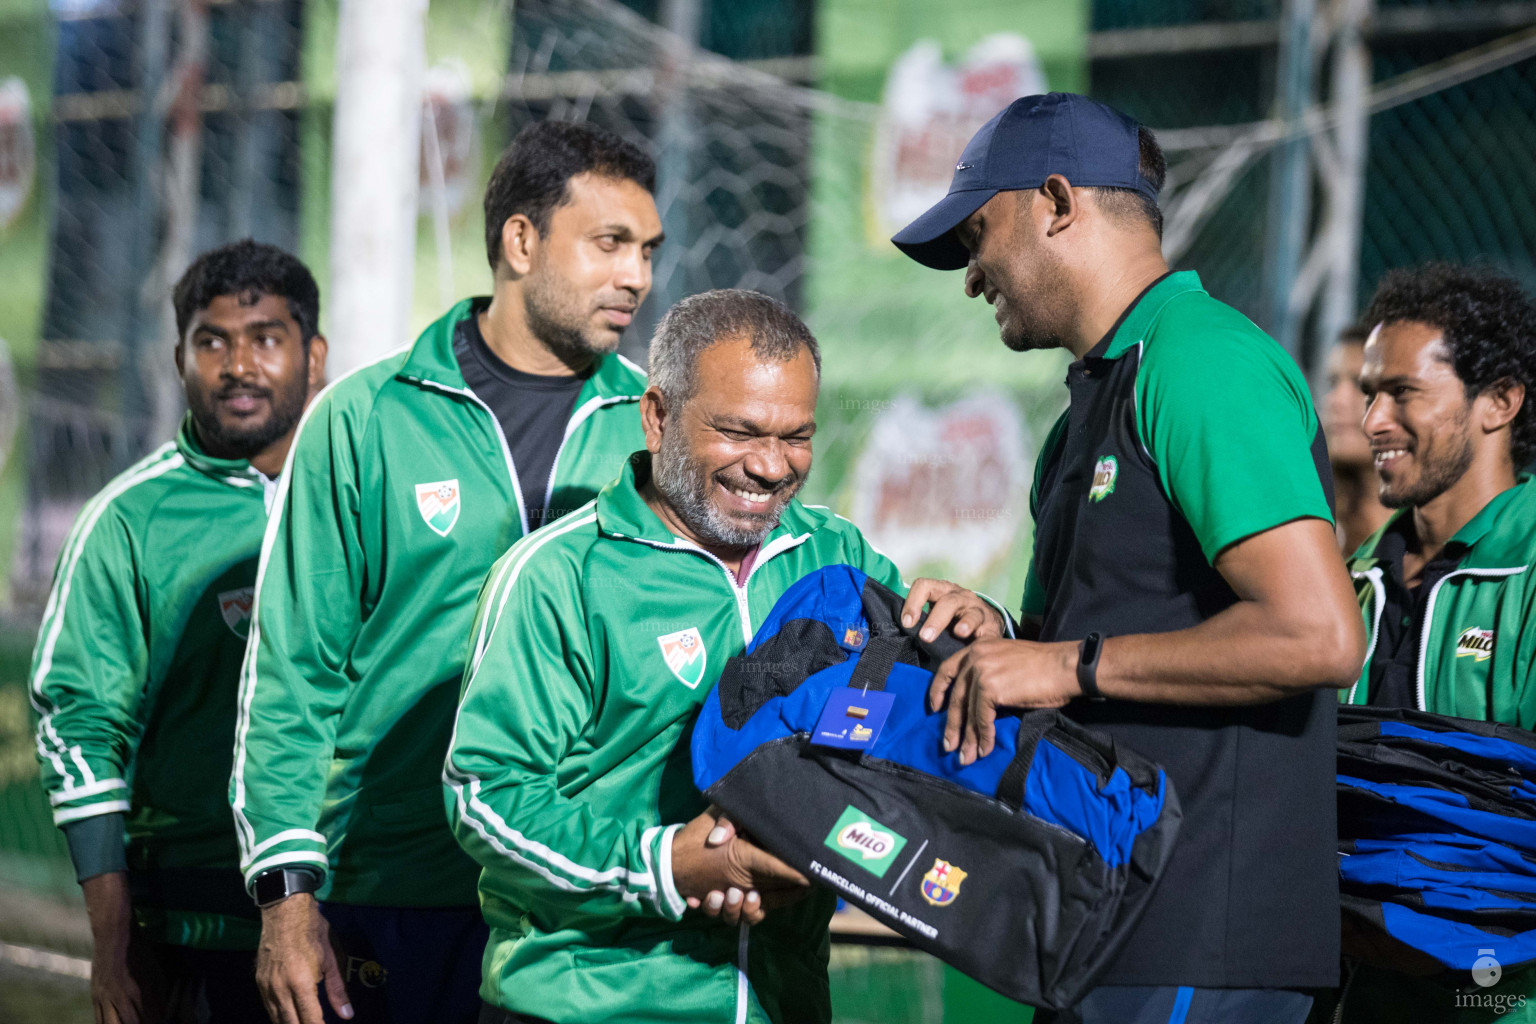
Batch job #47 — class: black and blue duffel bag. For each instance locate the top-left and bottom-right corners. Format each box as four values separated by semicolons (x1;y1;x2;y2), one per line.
690;564;1182;1009
1339;705;1536;975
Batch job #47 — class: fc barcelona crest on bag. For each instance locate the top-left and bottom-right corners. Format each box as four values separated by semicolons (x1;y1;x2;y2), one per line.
921;858;966;906
416;480;461;536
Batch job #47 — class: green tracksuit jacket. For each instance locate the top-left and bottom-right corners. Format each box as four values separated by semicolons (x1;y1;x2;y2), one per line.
444;454;907;1024
1343;473;1536;723
31;418;271;948
231;299;646;906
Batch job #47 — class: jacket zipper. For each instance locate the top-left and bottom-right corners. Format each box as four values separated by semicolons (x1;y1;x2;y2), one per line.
543;395;635;514
622;527;810;1024
1347;568;1386;705
413;379;530;536
626;530;811;643
1416;565;1527;711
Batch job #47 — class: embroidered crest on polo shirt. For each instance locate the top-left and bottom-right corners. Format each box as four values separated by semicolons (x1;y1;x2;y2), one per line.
1089;456;1118;503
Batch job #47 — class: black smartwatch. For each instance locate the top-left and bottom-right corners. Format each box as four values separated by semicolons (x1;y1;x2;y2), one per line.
1077;632;1107;702
252;866;322;909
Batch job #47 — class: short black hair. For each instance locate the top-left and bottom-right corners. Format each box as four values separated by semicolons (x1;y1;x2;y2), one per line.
1363;262;1536;466
483;120;657;270
1088;124;1166;238
173;239;320;345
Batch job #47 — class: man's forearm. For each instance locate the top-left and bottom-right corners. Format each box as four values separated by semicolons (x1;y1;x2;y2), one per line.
1094;595;1362;705
81;871;133;951
1074;516;1365;706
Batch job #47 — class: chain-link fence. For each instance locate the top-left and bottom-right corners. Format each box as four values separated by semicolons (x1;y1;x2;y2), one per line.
12;0;1536;606
1093;0;1536;371
15;0;306;610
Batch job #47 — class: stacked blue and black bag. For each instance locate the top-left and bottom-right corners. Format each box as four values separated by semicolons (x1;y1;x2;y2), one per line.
691;565;1183;1009
1339;705;1536;974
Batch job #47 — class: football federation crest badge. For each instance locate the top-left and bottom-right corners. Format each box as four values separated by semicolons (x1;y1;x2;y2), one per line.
1089;455;1118;503
921;858;967;906
658;627;708;689
217;587;255;639
1457;627;1495;661
416;480;461;536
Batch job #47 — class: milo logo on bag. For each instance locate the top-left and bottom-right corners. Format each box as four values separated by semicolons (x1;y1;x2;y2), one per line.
824;805;907;877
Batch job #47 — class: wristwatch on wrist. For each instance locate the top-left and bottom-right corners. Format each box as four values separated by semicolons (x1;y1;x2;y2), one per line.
252;866;322;909
1077;632;1107;702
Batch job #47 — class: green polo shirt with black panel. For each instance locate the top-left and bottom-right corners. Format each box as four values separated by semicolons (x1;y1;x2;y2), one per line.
1022;270;1341;988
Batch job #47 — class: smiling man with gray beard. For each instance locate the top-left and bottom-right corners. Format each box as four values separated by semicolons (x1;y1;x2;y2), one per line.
445;288;1010;1024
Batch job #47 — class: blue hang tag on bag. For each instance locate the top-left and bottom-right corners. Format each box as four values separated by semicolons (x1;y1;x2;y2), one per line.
811;686;895;750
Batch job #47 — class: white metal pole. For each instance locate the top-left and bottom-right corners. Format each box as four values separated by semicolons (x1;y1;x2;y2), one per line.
147;0;209;447
328;0;428;373
1262;0;1319;360
1318;0;1373;354
642;0;701;354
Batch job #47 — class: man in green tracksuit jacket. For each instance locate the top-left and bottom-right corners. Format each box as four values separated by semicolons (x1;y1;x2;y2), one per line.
235;122;664;1024
31;240;328;1024
448;289;1009;1024
1334;264;1536;1023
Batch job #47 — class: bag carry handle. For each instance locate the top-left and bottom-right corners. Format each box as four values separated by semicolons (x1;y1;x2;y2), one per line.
847;634;917;693
994;728;1045;811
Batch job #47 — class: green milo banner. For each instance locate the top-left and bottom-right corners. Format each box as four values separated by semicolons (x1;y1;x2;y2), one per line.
0;0;50;608
805;0;1088;609
809;3;1086;1020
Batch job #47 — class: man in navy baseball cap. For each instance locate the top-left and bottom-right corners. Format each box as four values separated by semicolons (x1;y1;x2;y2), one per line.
892;92;1161;271
902;92;1360;1024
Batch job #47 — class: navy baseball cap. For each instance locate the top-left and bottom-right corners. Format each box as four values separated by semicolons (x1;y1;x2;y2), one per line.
891;92;1158;271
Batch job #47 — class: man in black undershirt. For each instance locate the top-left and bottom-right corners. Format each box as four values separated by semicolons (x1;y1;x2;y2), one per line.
454;304;593;529
250;119;661;1024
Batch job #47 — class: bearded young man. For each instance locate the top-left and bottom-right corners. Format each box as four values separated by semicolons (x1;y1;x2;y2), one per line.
234;121;661;1024
1332;263;1536;1023
445;288;1008;1024
31;240;327;1024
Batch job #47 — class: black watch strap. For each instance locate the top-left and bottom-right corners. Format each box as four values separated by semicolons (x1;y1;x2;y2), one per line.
252;866;322;909
1077;632;1106;702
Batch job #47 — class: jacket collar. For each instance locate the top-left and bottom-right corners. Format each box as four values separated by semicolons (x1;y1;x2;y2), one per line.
175;415;266;489
596;451;829;548
1088;270;1205;362
1350;473;1535;573
396;297;647;402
